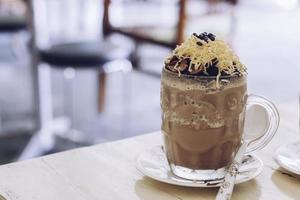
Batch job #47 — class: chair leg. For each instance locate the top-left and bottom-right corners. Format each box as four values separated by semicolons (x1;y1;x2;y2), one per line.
98;71;107;113
121;68;131;136
0;104;2;130
11;32;27;63
18;64;56;160
130;41;141;70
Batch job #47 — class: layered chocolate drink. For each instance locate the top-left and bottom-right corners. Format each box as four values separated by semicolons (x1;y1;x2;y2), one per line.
161;32;247;180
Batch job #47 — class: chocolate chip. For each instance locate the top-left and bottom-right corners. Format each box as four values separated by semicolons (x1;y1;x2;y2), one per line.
196;42;203;46
211;58;218;65
194;32;216;43
200;32;207;38
198;34;209;43
198;35;204;40
208;33;215;41
204;36;210;43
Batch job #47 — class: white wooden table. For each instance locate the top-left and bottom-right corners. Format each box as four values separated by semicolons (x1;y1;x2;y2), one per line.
0;104;299;200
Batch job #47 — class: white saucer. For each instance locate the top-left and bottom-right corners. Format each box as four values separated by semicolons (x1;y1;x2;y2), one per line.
136;146;263;187
275;141;300;175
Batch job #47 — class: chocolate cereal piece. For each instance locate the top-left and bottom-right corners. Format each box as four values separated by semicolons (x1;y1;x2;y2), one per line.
208;33;216;41
177;58;189;71
189;64;203;75
167;56;179;72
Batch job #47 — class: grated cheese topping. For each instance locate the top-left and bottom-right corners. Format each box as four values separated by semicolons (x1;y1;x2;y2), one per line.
164;33;247;77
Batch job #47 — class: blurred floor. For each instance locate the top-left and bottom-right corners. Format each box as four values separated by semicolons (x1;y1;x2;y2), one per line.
0;0;299;160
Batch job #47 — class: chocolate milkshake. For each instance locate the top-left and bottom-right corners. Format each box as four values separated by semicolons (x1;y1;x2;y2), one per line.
161;32;247;180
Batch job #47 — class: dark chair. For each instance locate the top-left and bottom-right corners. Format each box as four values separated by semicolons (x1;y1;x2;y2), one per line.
0;15;26;32
39;41;130;67
18;0;133;160
39;40;131;112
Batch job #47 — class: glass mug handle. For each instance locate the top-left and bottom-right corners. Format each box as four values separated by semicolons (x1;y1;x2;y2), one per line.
244;94;280;153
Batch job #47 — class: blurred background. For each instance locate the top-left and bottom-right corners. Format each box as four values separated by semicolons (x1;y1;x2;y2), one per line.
0;0;299;164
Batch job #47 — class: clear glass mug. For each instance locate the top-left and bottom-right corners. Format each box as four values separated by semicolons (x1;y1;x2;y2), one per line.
160;68;280;181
